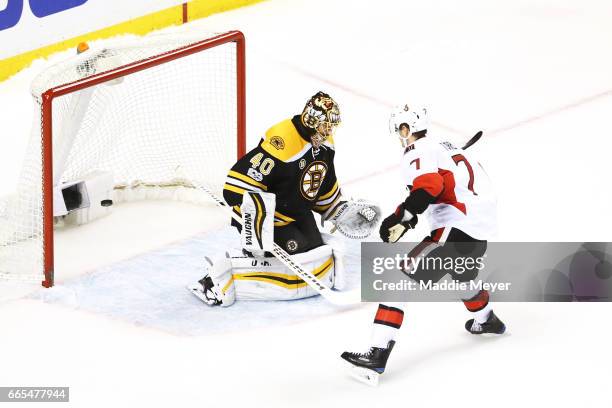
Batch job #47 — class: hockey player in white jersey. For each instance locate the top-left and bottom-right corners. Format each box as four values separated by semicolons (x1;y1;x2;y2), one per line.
341;104;506;386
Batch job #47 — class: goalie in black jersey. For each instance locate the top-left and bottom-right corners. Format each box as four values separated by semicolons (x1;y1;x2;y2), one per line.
189;92;381;307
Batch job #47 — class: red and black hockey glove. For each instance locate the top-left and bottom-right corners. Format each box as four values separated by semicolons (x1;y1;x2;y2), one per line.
379;204;418;243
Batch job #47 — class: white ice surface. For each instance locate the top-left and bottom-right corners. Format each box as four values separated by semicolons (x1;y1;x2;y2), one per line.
2;0;612;407
33;225;362;336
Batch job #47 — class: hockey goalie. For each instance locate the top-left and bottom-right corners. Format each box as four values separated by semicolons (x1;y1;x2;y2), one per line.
189;92;381;306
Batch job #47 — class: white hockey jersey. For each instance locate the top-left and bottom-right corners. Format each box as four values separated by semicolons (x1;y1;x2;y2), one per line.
399;135;497;240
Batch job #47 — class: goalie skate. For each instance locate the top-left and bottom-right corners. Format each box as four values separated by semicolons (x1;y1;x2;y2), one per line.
187;256;235;307
187;278;218;306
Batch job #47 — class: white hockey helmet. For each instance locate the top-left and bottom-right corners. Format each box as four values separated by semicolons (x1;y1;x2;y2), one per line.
389;104;428;147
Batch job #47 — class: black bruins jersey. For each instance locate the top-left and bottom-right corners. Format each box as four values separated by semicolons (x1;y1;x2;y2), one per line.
223;115;341;227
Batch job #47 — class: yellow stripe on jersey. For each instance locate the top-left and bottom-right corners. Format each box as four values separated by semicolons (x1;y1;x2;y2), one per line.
318;181;339;201
233;257;334;289
313;203;333;212
274;211;295;222
228;170;268;191
314;185;341;213
273;211;296;226
223;183;246;195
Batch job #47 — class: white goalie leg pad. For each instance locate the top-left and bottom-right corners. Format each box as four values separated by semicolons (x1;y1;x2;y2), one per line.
240;191;275;254
189;254;236;307
230;245;335;301
208;256;236;307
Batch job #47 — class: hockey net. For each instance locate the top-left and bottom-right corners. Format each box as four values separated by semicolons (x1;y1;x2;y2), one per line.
0;30;245;287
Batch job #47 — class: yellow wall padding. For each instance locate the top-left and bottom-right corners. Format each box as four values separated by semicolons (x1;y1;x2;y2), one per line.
0;0;264;82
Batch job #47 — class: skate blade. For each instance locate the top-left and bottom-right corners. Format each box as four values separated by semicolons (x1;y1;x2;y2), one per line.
343;360;380;387
187;283;212;305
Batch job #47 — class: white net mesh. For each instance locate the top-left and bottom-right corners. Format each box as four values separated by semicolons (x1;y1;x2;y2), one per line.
0;32;241;282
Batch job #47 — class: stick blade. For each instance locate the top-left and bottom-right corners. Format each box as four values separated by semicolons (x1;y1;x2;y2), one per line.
462;131;483;150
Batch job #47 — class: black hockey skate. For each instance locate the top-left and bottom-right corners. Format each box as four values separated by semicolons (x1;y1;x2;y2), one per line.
465;311;506;335
340;341;395;386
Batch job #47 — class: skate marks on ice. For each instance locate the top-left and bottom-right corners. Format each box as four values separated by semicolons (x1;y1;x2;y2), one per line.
30;227;362;336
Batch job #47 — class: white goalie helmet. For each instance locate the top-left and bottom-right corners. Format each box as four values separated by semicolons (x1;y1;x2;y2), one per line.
389;104;428;147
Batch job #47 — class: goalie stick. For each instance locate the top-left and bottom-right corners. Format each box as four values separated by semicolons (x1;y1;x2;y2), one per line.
184;176;359;306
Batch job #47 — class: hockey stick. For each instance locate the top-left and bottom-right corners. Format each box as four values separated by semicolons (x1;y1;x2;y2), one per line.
185;176;360;306
462;131;483;150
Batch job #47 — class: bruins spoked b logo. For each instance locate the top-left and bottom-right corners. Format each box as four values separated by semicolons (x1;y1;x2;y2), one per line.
300;161;328;200
286;240;299;252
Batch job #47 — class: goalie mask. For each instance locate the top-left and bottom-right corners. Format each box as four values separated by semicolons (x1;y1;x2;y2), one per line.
301;91;341;148
389;104;428;148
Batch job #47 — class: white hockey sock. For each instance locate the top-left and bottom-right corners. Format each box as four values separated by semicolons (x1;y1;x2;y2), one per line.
472;303;492;324
462;289;492;323
370;304;404;348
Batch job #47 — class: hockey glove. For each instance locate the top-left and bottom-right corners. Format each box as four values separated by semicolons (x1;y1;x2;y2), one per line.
323;198;382;239
379;205;418;243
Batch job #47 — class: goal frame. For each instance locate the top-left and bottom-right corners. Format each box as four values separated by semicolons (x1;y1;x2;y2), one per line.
39;30;246;287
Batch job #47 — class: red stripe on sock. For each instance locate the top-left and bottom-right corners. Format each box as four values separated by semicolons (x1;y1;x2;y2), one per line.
463;290;490;312
374;305;404;327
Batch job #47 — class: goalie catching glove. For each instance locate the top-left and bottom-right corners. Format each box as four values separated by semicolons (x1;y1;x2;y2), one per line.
323;198;382;239
379;204;418;243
